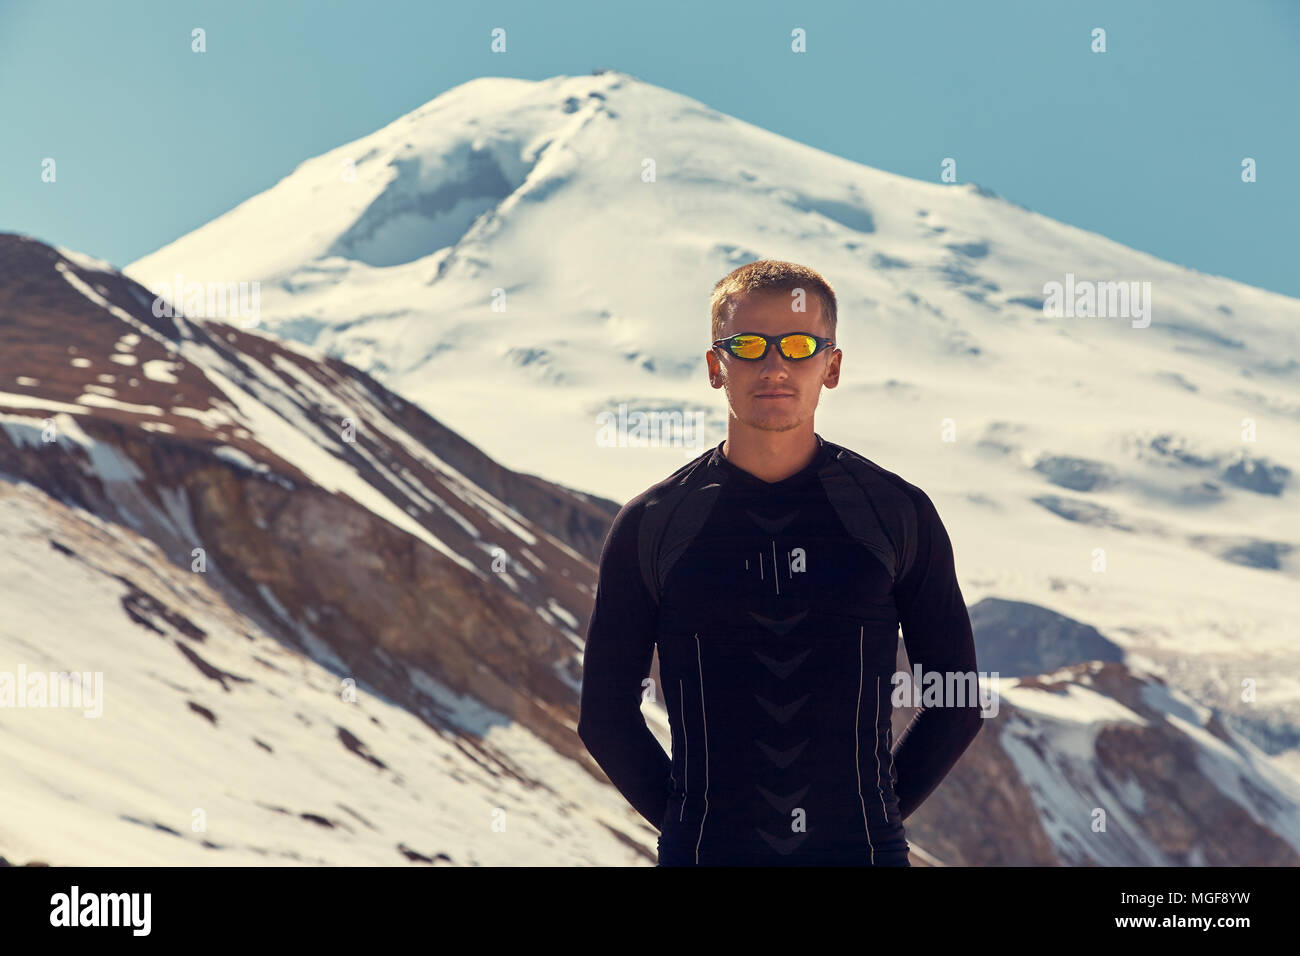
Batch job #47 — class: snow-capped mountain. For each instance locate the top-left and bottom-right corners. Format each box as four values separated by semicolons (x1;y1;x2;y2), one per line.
2;234;1298;865
124;70;1300;775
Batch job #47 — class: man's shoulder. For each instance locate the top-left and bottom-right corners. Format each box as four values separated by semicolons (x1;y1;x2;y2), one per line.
598;447;721;601
617;446;719;515
819;439;950;583
603;446;718;540
820;438;930;511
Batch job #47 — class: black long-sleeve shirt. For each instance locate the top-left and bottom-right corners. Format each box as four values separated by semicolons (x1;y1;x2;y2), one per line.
577;432;982;865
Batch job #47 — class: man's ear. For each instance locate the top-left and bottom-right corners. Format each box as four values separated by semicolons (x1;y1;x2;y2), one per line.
823;348;842;388
706;349;724;387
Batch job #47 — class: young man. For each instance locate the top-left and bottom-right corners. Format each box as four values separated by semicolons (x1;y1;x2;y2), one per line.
578;260;982;866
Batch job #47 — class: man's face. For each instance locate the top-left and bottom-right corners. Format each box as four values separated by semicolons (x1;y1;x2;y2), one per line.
706;290;841;433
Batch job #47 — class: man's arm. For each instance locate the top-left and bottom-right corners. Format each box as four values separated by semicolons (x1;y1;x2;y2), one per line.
577;498;673;830
889;485;983;821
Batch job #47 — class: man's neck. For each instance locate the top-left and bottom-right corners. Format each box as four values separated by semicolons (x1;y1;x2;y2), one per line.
721;427;820;484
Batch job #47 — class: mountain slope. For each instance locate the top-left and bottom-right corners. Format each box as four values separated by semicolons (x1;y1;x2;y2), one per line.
905;655;1300;866
0;234;656;864
0;477;638;866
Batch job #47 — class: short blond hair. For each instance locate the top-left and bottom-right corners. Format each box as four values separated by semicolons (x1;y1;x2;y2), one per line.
710;260;837;342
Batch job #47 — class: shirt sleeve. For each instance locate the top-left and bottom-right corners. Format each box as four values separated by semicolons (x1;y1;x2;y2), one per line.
888;485;983;821
577;497;674;831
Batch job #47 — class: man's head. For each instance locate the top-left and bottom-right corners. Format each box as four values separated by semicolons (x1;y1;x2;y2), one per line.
706;260;841;434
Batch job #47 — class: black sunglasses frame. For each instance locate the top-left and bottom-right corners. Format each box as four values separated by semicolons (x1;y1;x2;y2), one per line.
712;331;836;361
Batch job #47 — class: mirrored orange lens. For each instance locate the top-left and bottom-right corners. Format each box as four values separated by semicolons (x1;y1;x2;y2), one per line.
730;335;767;359
780;335;817;359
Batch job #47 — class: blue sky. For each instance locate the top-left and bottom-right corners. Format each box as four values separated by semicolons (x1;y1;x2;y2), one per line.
2;0;1297;297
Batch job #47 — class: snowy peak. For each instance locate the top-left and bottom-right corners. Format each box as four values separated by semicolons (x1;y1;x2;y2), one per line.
126;72;636;282
121;73;1300;504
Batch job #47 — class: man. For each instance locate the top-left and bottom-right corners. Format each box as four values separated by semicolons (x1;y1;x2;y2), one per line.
578;259;982;866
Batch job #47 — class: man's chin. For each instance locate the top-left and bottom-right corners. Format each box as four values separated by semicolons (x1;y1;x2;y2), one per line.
742;415;803;433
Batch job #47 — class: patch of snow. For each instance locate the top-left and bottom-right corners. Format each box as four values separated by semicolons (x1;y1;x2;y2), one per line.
171;404;236;428
546;598;579;629
213;445;269;473
0;393;89;414
0;412;54;448
140;359;180;384
48;412;146;482
55;245;115;272
74;394;164;416
1000;681;1148;728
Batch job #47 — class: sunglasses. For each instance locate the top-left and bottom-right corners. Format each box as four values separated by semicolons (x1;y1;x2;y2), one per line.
712;331;836;361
